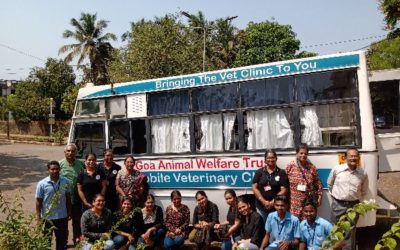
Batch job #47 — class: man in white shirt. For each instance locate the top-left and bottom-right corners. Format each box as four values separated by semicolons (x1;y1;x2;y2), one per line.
327;147;368;250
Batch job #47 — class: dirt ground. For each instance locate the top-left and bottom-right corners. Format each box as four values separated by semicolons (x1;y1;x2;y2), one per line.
0;141;399;249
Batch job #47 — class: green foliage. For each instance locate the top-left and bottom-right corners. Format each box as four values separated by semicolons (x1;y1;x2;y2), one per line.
7;82;51;122
375;219;400;250
28;58;76;119
367;36;400;70
53;124;68;144
379;0;400;30
322;200;378;249
109;14;203;82
0;191;51;250
233;21;301;67
59;12;117;85
61;83;82;116
0;96;7;120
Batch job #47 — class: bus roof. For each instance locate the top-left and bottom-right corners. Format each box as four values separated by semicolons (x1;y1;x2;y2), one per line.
78;51;364;100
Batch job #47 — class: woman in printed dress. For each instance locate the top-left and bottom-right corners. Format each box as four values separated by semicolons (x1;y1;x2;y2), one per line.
115;156;148;207
286;143;323;218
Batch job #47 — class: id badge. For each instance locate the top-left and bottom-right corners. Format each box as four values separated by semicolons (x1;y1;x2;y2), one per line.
264;185;272;191
297;184;306;191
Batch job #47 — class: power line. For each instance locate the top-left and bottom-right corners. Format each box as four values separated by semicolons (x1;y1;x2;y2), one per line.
0;43;45;62
300;35;386;49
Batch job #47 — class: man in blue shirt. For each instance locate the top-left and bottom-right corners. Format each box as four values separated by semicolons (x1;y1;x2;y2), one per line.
36;161;71;250
299;198;333;250
260;195;300;250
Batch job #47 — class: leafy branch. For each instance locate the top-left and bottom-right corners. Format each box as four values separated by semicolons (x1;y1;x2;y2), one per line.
375;219;400;250
79;207;142;250
322;200;379;250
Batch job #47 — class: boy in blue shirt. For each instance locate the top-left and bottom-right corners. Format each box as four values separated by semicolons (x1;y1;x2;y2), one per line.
260;195;300;250
299;198;333;250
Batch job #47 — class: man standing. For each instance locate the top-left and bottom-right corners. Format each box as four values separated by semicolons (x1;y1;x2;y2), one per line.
327;147;368;250
36;161;71;250
59;143;85;244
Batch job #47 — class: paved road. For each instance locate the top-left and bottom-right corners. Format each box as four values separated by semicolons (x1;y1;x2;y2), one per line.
0;141;398;249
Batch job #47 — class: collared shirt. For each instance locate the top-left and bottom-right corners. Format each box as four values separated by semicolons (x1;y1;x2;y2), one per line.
59;159;85;204
300;217;333;249
35;176;70;220
327;163;368;201
265;211;300;248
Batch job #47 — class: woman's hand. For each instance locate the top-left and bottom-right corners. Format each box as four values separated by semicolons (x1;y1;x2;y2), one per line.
127;234;134;243
175;228;182;235
278;240;290;250
84;202;93;208
214;224;221;229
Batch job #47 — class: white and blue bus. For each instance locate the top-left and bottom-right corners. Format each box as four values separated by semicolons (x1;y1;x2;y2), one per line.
69;51;377;226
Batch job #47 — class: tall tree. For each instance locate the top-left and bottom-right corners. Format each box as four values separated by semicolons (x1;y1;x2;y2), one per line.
233;21;301;67
380;0;400;30
28;58;76;118
109;14;203;82
59;12;117;85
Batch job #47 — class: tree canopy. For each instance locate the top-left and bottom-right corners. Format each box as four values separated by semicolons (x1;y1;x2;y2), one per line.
59;12;117;85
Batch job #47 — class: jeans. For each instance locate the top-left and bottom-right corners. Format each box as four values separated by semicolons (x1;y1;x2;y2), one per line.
44;217;68;250
82;239;114;250
163;235;185;249
150;227;166;246
221;239;232;250
113;234;138;250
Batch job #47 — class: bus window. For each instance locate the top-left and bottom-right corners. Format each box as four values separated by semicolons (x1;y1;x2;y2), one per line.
245;108;294;150
73;123;105;157
296;69;357;102
151;117;190;153
107;97;126;118
75;99;105;116
194;113;238;152
148;90;189;115
300;103;357;147
109;121;130;155
132;120;147;154
240;77;294;107
192;84;238;112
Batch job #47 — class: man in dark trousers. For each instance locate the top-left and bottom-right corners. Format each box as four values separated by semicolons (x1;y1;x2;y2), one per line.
327;147;368;250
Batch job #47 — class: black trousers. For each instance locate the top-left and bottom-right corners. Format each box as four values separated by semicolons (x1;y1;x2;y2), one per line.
44;217;68;250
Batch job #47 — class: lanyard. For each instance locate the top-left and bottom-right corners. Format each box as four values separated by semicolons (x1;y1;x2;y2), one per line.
296;160;309;183
278;220;287;237
264;167;278;185
50;179;60;193
307;223;316;246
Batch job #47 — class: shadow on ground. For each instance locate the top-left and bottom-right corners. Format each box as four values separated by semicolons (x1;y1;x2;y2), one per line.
0;152;48;191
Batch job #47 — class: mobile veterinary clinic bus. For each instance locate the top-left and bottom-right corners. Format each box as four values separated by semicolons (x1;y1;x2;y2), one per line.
69;51;377;226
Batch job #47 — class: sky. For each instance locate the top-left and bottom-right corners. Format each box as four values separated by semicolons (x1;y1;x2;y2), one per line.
0;0;388;81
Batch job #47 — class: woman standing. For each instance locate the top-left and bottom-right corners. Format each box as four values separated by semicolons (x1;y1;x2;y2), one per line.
191;191;219;249
164;190;190;250
77;153;107;211
98;149;121;212
112;197;144;250
252;149;289;222
286;144;323;218
141;194;165;248
214;189;240;250
80;194;114;250
232;195;264;250
116;156;148;207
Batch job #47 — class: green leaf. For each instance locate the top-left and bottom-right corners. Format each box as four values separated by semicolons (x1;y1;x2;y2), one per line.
341;221;351;232
383;237;397;250
382;231;393;238
347;211;357;223
375;243;383;250
391;223;400;233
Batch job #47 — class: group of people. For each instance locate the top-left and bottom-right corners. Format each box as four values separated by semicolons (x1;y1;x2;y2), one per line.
35;143;368;250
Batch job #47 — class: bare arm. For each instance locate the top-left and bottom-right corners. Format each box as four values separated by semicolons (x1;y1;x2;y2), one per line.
252;183;271;209
260;232;270;250
101;180;107;196
77;184;91;208
299;242;307;250
36;198;43;219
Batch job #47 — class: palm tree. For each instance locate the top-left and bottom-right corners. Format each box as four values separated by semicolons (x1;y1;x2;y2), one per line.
59;12;117;85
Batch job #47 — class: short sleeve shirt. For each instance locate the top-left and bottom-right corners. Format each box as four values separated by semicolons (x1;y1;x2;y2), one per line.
300;217;333;249
265;211;300;247
35;176;70;220
59;159;85;204
253;167;289;208
77;168;106;204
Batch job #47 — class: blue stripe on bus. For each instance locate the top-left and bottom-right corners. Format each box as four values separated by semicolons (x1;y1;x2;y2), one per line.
144;168;331;189
83;54;359;99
